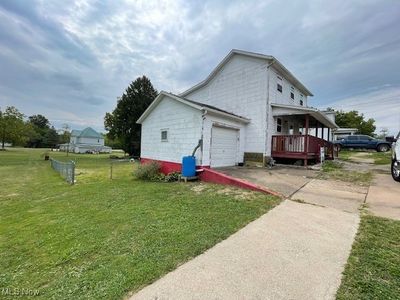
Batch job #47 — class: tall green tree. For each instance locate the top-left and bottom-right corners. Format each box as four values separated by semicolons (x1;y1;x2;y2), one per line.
43;126;60;148
104;76;157;155
0;106;26;149
26;114;51;147
335;110;376;136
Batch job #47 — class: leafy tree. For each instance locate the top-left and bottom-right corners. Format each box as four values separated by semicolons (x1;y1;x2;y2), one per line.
29;114;50;129
43;127;59;148
335;110;376;136
0;106;26;149
104;76;157;155
26;114;53;147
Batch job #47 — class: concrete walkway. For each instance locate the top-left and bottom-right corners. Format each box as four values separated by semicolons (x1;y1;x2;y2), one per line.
366;174;400;220
291;179;368;213
129;200;359;300
218;166;317;197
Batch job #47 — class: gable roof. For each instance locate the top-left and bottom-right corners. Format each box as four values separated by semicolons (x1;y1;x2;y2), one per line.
71;127;102;138
79;127;102;138
180;49;313;97
136;91;250;124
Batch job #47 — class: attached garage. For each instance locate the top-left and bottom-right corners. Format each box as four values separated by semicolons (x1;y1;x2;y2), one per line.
137;91;249;171
210;126;239;167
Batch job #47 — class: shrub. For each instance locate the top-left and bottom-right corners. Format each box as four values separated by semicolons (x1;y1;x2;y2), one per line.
133;161;161;180
164;172;180;182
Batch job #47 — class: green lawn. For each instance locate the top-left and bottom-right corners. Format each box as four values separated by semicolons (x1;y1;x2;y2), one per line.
337;215;400;299
0;148;280;299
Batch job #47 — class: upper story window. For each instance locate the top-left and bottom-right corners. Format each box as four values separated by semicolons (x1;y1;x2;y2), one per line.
277;118;282;132
290;86;295;100
300;94;304;106
161;130;168;142
277;75;283;93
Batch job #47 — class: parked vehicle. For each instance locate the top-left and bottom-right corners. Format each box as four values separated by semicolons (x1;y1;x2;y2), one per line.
391;132;400;182
333;135;391;152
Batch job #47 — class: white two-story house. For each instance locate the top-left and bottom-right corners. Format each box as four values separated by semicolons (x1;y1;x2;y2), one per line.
137;49;337;171
59;127;112;154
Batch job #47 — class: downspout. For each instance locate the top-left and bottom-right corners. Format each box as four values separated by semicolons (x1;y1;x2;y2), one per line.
264;59;275;166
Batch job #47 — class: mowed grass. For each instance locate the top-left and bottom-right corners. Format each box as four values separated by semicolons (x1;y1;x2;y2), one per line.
337;215;400;299
0;148;280;299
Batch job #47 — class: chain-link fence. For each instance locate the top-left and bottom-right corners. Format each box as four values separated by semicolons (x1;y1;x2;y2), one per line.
50;158;75;184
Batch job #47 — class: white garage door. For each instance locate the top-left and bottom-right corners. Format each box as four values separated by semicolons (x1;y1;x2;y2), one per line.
210;126;239;167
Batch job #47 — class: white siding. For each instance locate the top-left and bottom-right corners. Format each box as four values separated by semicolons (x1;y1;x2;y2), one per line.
140;96;203;164
201;113;246;166
77;137;104;145
269;67;308;107
185;55;268;154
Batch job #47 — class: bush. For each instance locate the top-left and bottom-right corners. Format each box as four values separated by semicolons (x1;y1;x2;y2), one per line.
133;161;161;180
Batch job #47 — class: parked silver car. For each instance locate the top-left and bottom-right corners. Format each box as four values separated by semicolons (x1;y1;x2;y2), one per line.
392;132;400;182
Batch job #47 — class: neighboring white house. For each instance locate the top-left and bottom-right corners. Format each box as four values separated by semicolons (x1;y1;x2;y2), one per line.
59;127;112;154
137;49;338;168
333;128;358;140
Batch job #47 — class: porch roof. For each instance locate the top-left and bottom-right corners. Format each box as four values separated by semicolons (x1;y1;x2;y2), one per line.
271;104;338;129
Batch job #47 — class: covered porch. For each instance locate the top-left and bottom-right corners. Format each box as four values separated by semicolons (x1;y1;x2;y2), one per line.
270;104;338;166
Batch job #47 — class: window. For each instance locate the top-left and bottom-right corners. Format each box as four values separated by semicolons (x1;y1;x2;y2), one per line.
290;92;294;100
277;118;282;132
161;130;168;141
277;83;283;93
300;100;303;106
347;136;358;141
300;94;304;106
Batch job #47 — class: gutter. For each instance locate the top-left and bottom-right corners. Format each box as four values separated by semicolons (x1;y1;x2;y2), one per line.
264;59;275;165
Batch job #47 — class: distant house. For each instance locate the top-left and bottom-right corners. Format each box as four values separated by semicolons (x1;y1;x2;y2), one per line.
333;128;358;140
59;127;112;154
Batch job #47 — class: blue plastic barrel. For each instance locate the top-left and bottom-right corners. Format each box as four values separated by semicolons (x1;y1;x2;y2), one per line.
182;156;196;177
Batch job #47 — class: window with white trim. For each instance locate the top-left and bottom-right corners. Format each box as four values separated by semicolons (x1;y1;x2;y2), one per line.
161;130;168;141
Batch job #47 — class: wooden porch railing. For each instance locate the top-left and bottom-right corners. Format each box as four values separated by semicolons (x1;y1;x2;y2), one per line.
272;135;336;160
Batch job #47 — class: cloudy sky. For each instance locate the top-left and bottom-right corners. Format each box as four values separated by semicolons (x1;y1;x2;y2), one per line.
0;0;399;134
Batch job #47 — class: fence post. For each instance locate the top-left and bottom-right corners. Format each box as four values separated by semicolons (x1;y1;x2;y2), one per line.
71;160;75;185
110;162;113;180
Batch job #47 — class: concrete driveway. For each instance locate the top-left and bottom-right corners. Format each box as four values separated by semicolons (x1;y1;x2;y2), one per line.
219;166;368;212
366;174;400;220
218;166;318;197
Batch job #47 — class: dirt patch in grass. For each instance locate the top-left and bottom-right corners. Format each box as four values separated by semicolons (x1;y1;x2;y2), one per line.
319;161;373;186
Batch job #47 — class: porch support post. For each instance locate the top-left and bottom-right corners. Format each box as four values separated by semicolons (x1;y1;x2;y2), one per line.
316;121;319;138
321;123;325;140
327;127;331;141
304;114;309;166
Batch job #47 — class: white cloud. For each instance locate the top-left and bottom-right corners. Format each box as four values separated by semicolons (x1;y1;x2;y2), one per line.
322;86;400;136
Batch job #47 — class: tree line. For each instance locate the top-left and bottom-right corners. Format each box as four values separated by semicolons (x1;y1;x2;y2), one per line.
0;107;70;149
